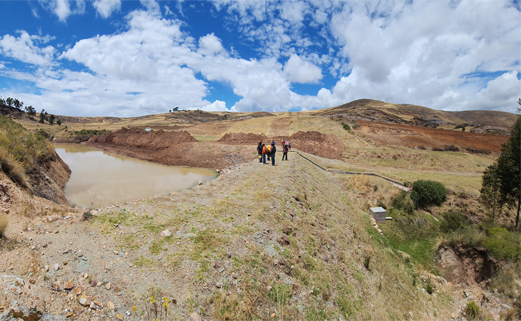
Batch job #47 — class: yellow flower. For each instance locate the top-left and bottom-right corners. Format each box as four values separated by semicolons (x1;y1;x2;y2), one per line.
163;302;169;309
132;306;137;313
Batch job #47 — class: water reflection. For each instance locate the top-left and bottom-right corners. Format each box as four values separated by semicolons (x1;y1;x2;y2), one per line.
55;144;216;208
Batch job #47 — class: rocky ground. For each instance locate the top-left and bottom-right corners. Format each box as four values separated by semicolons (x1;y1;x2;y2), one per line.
0;150;517;320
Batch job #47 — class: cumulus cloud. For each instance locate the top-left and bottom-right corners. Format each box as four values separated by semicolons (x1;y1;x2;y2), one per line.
200;100;227;111
0;31;55;66
283;54;322;84
470;72;521;112
198;34;224;55
0;0;519;116
93;0;121;18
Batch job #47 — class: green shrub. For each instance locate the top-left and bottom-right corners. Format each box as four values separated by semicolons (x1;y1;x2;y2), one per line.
410;180;447;208
341;123;351;131
440;211;468;232
483;228;521;261
390;191;415;215
426;283;433;294
465;301;480;319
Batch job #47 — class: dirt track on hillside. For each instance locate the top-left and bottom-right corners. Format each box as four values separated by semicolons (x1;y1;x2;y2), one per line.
357;121;508;152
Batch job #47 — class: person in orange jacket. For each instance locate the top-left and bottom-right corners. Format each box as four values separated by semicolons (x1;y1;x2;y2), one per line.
261;143;267;164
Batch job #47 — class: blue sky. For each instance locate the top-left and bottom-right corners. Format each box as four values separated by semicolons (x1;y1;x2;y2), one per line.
0;0;520;117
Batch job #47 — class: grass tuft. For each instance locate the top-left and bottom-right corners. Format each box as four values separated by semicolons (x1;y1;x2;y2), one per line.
0;215;8;238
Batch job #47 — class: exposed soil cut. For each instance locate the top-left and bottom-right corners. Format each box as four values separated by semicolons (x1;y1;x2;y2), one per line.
289;131;347;159
437;245;498;286
218;133;267;144
357;120;508;152
218;131;347;159
28;154;71;206
87;128;256;170
89;127;197;149
87;129;347;171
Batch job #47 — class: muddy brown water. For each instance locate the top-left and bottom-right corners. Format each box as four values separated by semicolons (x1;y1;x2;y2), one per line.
55;144;217;208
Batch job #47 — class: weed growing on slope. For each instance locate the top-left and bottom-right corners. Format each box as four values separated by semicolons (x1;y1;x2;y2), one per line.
0;215;8;238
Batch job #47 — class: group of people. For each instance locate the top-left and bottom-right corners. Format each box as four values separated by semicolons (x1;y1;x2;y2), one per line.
257;140;291;166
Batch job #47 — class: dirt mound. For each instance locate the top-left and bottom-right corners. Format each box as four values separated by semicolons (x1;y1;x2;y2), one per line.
289;131;347;159
89;127;197;150
218;133;267;144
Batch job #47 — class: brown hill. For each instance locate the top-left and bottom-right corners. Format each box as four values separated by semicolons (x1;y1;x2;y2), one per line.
313;99;517;130
449;110;518;127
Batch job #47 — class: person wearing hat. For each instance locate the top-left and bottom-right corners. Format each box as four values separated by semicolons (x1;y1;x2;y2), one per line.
282;141;289;161
270;141;277;166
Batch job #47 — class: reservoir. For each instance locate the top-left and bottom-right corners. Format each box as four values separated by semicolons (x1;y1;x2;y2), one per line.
55;144;217;208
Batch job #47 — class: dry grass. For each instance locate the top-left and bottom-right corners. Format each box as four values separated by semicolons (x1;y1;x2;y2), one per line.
0;149;31;189
0;215;8;238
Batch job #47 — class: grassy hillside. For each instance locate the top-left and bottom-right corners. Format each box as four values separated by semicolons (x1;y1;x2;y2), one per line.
0;115;54;189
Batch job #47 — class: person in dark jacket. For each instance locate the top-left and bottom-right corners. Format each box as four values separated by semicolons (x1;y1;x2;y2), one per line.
270;141;276;166
282;142;288;160
257;142;262;163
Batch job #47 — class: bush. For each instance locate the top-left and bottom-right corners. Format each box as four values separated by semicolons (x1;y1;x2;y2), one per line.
426;283;433;294
341;123;351;131
390;191;414;215
440;211;468;232
443;145;459;152
483;228;521;261
466;147;491;155
410;180;447;209
0;215;7;238
465;301;480;320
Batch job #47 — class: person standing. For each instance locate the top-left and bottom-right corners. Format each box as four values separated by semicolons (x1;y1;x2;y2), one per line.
270;141;277;166
282;141;288;161
261;143;267;164
257;142;263;163
266;143;271;161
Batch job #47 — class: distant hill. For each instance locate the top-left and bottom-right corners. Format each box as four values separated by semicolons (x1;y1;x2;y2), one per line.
449;110;518;127
313;99;517;134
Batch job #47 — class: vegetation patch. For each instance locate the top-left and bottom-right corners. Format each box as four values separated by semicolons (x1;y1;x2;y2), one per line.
0;115;54;188
0;215;7;238
410;179;447;208
483;228;521;261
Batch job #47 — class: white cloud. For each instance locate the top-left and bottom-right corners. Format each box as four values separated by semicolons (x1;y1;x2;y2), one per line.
46;0;85;21
198;34;224;55
283;54;322;84
54;0;71;21
200;100;227;111
139;0;160;16
0;31;55;66
93;0;121;18
1;0;520;116
470;72;521;112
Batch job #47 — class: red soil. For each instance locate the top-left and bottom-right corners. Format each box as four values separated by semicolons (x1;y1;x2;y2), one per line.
357;121;508;152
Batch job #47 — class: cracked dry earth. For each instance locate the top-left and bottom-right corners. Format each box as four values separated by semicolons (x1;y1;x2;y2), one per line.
0;156;313;320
